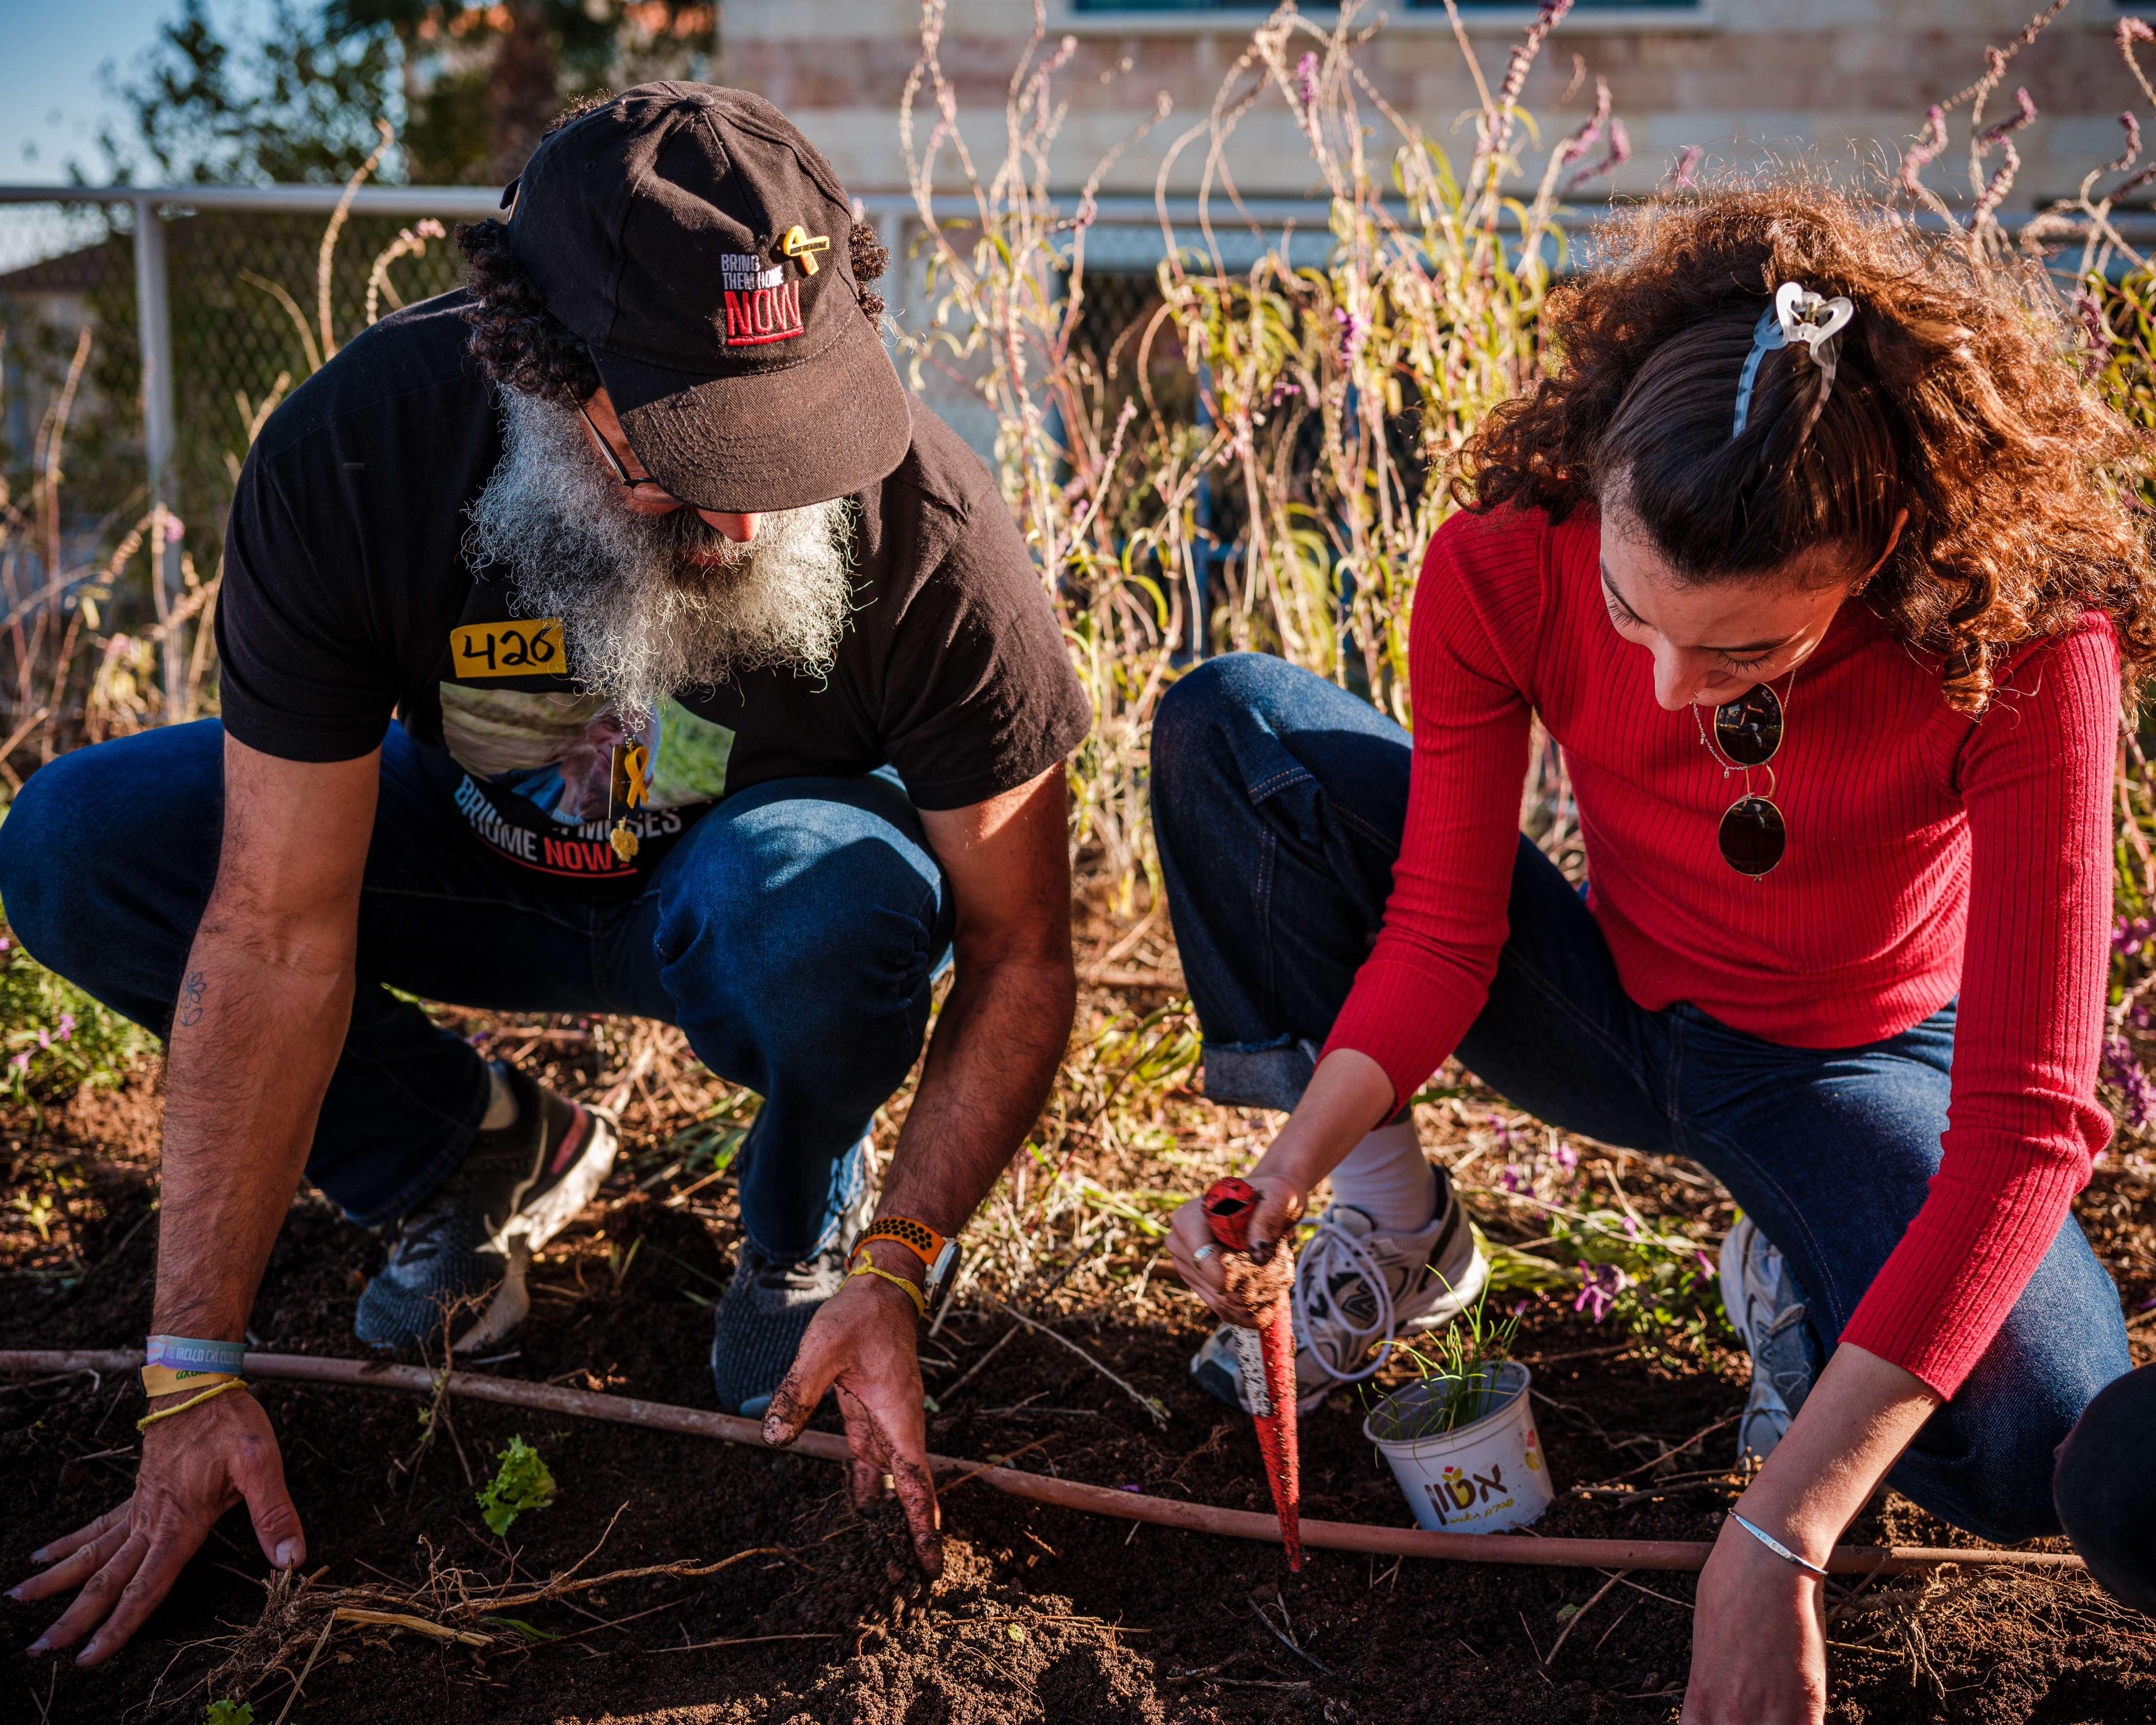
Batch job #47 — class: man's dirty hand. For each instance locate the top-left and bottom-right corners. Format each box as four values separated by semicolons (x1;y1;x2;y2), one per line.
10;1388;303;1665
761;1270;942;1581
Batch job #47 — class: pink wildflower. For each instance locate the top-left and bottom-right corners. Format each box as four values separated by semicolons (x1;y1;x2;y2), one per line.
1574;1260;1627;1323
1333;303;1369;368
2103;1036;2156;1129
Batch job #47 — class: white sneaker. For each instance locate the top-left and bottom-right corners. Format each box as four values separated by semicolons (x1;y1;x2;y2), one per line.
1191;1163;1486;1416
1719;1214;1813;1462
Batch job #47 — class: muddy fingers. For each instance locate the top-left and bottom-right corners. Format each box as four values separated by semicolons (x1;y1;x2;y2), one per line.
758;1273;941;1581
890;1454;943;1579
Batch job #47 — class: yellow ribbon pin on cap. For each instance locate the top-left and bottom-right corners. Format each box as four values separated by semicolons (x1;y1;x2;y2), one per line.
781;225;831;276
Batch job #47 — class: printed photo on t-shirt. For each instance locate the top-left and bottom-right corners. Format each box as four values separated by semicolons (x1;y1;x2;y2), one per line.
439;685;736;822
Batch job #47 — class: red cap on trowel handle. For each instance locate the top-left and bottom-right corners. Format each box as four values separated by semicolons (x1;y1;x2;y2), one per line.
1202;1176;1265;1258
1201;1176;1303;1572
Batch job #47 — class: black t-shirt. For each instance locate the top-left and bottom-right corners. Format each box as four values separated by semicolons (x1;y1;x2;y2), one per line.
216;292;1091;883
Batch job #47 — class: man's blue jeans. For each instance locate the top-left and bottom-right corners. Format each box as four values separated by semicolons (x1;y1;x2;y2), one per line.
0;720;954;1261
1151;653;2130;1543
2053;1362;2156;1613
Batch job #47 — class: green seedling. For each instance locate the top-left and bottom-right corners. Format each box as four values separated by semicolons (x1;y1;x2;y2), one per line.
1365;1278;1521;1444
481;1615;559;1642
204;1701;256;1725
476;1434;557;1536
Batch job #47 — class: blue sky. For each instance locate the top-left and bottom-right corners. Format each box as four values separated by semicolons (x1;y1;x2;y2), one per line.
0;0;236;185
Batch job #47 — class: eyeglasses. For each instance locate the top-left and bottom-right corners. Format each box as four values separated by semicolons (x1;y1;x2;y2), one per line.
578;403;670;495
1704;683;1786;876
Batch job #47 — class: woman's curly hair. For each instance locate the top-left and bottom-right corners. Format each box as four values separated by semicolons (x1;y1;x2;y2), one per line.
453;93;892;410
1457;182;2156;713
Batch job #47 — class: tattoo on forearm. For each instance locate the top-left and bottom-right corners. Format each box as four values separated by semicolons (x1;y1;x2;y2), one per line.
178;969;208;1028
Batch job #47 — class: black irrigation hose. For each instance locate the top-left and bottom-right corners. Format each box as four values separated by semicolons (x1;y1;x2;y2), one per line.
1;1350;2087;1578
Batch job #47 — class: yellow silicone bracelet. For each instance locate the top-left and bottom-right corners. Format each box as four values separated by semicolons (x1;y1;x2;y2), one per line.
137;1377;250;1432
847;1261;927;1318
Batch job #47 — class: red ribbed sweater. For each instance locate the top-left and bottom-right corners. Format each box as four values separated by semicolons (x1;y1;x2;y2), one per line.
1321;506;2118;1396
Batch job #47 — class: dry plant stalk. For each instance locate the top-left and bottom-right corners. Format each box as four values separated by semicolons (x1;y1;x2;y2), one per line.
896;0;1626;907
169;1510;801;1719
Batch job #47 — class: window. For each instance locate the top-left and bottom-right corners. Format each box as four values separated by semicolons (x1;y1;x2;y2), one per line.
1069;1;1698;12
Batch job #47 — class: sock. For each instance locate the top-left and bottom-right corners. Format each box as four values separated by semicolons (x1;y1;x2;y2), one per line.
480;1064;519;1132
1326;1117;1437;1234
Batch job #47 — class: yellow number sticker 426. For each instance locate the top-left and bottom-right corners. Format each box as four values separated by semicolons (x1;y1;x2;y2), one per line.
451;619;565;679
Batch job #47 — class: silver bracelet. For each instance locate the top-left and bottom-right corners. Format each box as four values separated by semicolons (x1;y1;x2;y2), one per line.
1730;1512;1831;1578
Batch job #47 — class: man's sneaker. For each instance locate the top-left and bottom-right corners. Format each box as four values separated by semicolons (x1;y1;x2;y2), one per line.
711;1132;876;1419
355;1063;618;1349
1719;1214;1814;1462
1191;1162;1486;1416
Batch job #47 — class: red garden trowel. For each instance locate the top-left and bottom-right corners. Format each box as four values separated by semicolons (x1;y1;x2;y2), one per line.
1203;1176;1302;1571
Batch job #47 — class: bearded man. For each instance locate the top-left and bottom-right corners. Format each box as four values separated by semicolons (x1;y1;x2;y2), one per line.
2;85;1088;1663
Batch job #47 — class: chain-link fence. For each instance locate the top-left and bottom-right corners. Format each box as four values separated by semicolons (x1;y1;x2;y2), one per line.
2;190;494;596
0;190;1264;600
0;186;500;775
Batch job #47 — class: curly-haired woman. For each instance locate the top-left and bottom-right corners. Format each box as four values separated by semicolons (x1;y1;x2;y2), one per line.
1153;187;2148;1719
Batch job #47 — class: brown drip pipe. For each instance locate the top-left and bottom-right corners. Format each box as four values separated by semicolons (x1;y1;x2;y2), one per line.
2;1350;2085;1578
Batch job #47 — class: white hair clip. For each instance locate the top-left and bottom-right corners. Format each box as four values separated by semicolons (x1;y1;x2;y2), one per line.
1732;281;1856;440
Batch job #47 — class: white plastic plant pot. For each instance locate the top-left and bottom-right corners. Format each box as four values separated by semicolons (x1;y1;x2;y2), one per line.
1360;1360;1554;1534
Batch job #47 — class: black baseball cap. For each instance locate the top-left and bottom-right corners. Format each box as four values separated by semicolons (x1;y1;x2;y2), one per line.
505;82;911;513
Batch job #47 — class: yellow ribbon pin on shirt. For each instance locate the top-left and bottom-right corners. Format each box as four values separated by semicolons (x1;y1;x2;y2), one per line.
781;225;831;276
614;743;649;810
608;742;649;862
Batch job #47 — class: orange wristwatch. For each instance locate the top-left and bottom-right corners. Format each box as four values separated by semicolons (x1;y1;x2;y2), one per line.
852;1217;962;1313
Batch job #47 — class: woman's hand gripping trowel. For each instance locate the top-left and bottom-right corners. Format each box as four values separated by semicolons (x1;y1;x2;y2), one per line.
1202;1176;1302;1571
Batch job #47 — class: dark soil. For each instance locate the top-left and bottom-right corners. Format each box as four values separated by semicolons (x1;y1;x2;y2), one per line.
4;1005;2154;1724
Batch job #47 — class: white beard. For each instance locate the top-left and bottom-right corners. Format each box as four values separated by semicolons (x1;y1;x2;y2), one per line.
464;388;857;725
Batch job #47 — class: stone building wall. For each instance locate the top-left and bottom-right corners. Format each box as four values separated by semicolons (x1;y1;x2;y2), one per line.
723;1;2149;207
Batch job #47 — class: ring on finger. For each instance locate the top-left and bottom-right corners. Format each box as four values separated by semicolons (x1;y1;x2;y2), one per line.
1192;1243;1218;1264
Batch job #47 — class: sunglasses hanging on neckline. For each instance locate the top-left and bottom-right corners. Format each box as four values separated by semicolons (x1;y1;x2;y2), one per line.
1708;682;1786;876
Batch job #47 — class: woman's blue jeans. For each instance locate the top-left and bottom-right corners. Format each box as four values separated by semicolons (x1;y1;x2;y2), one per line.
1150;653;2130;1544
0;720;954;1262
